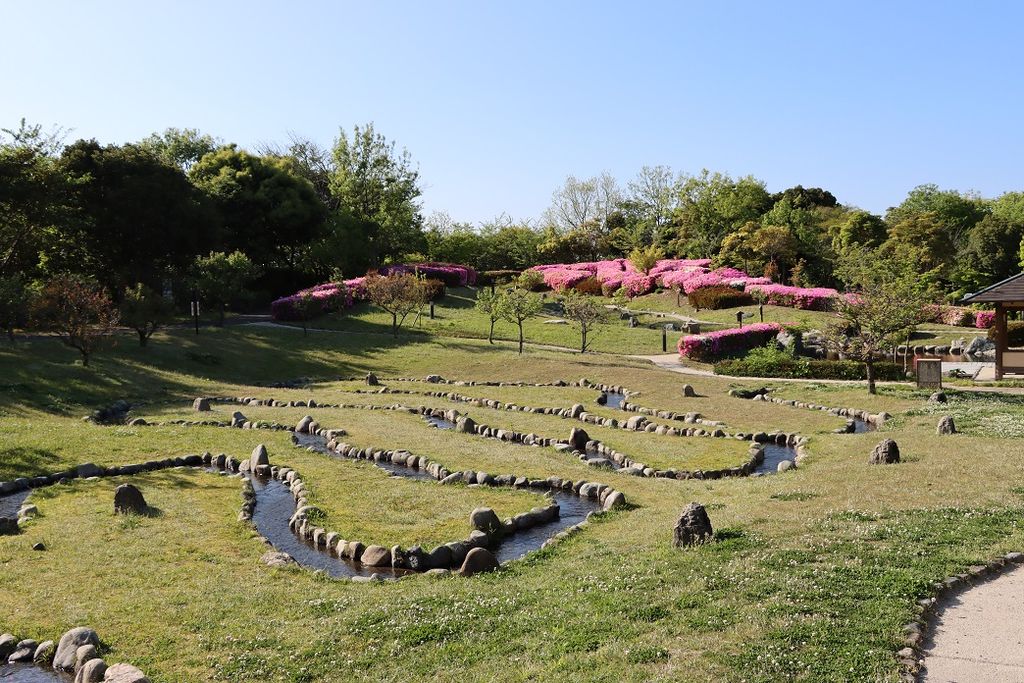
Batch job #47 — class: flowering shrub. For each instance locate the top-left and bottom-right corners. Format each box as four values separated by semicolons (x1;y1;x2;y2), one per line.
678;323;782;362
923;305;994;328
378;262;477;287
746;284;840;311
271;277;365;321
975;310;996;329
688;286;754;310
539;267;594;291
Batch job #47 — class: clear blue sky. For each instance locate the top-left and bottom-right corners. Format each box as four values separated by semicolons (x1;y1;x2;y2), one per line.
3;1;1022;223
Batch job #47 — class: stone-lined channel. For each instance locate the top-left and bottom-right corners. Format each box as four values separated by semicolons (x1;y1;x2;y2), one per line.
287;432;602;575
0;663;70;682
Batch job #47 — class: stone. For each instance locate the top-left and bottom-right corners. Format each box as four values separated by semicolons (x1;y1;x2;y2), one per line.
54;627;100;670
455;416;477;434
459;547;499;576
230;411;247;427
937;416;957;434
681;384;697;397
76;463;104;478
0;517;19;535
75;658;107;682
568;427;590;451
295;415;314;433
603;490;626;510
777;460;795;473
260;550;296;568
192;397;210;411
425;374;443;383
869;438;900;465
32;542;45;551
469;507;502;536
113;484;147;515
360;545;391;567
8;639;37;663
424;544;453;569
249;444;270;471
0;634;16;661
127;418;147;427
928;391;947;403
34;640;54;664
673;502;714;547
365;372;379;386
102;663;150;683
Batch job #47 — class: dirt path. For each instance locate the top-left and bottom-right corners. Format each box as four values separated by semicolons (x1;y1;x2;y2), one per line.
921;565;1024;682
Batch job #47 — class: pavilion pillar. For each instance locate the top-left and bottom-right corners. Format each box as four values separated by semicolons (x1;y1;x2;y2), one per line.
995;303;1006;380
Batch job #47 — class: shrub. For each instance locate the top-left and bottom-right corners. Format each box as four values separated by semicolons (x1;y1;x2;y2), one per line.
678;323;782;362
517;269;547;291
421;278;446;301
687;286;754;310
572;277;604;295
714;357;906;380
270;277;364;321
745;283;839;311
975;310;995;329
988;321;1024;347
378;262;477;287
477;270;520;286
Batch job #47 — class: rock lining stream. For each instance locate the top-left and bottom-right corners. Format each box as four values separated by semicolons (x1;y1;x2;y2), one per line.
0;663;70;682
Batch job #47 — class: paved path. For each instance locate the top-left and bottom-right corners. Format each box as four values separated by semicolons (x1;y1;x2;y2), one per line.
921;565;1024;682
629;354;912;386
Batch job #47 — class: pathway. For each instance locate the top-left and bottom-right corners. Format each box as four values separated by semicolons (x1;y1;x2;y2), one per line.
921;565;1024;682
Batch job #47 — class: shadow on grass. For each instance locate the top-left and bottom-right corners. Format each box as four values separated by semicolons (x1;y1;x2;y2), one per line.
0;447;63;480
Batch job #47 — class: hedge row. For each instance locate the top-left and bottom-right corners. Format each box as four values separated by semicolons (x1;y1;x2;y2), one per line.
713;358;907;381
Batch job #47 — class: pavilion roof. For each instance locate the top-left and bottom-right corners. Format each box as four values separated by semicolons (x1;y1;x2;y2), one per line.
962;272;1024;303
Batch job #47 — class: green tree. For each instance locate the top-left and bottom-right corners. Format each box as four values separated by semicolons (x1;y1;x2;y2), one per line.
827;251;934;394
497;287;542;354
474;287;502;344
32;275;119;367
886;184;988;247
0;275;31;341
628;245;664;274
833;210;887;252
561;290;603;353
190;251;260;326
120;283;174;347
329;123;424;262
190;146;326;275
365;272;429;337
749;225;798;278
669;170;771;257
138;127;220;171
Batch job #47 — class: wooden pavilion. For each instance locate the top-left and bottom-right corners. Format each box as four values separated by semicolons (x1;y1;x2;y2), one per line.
962;272;1024;379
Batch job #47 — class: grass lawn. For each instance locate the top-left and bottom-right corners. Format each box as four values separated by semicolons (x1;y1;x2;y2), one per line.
1;326;1023;682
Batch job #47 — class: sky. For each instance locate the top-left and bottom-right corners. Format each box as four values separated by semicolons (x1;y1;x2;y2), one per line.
3;1;1023;224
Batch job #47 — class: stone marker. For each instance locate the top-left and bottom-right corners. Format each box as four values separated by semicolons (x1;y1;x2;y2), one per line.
365;372;379;386
937;415;957;435
869;438;900;464
192;398;210;411
681;384;697;397
53;627;99;671
295;415;314;434
459;547;499;576
113;484;147;515
568;427;590;451
249;444;270;471
673;502;713;547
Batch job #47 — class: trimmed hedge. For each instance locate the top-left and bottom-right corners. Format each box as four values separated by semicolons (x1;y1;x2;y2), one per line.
714;358;907;381
687;285;754;310
572;277;604;295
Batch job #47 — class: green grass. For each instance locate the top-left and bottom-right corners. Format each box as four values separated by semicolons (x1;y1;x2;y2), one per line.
1;327;1024;682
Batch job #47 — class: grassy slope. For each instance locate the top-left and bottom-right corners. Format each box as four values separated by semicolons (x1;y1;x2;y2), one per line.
1;327;1023;682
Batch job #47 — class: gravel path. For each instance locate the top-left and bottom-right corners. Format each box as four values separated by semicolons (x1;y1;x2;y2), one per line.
921;565;1024;682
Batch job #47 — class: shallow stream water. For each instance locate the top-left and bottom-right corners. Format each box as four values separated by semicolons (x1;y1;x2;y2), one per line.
0;664;70;682
0;489;31;519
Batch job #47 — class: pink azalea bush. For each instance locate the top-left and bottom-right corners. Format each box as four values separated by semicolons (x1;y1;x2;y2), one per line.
922;305;995;328
746;284;840;311
378;262;477;287
975;310;995;329
271;277;366;321
532;258;715;298
678;323;782;362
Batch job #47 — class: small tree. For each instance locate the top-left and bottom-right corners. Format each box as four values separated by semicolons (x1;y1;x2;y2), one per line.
33;275;119;366
628;245;664;274
293;290;321;336
120;283;174;347
190;251;259;326
497;287;542;354
474;288;502;344
825;251;934;394
562;290;603;353
365;273;429;337
0;275;31;341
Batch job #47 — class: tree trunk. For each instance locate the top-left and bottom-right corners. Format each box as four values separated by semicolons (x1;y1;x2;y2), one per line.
392;313;398;338
488;318;495;344
81;349;90;367
518;323;524;354
866;358;876;395
138;330;148;347
302;319;308;336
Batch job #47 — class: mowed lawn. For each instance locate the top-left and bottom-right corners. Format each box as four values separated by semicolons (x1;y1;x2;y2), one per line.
1;326;1023;682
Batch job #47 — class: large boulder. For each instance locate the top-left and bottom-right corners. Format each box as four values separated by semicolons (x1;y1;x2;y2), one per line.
869;438;900;464
0;634;15;661
295;415;314;434
103;663;150;683
360;545;391;567
937;416;957;435
192;398;210;412
53;627;99;671
469;508;502;537
625;416;647;431
75;658;107;682
681;384;697;397
459;547;499;576
230;411;247;427
424;544;453;570
455;416;477;434
249;444;270;471
673;502;714;547
113;484;147;515
568;427;590;451
928;391;947;404
365;372;379;386
569;404;585;419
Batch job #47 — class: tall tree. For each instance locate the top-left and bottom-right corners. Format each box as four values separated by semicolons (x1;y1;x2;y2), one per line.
885;184;988;247
329;123;424;262
138;127;220;171
669;170;771;258
190;251;260;325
